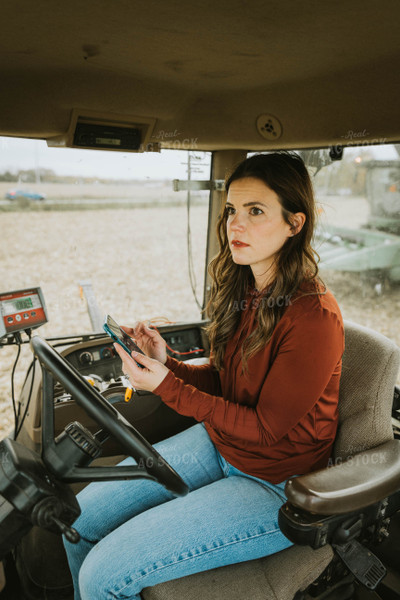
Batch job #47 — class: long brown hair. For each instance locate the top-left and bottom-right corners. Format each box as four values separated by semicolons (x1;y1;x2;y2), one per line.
206;152;321;371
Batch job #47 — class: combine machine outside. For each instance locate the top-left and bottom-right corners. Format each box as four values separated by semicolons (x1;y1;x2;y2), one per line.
315;160;400;284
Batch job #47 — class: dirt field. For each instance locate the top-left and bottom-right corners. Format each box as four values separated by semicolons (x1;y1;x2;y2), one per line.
0;202;209;435
1;193;399;437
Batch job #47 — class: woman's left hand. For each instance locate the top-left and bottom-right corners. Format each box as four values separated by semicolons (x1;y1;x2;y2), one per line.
113;344;169;392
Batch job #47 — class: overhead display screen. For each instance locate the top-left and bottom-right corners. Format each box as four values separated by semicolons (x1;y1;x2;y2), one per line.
73;123;142;150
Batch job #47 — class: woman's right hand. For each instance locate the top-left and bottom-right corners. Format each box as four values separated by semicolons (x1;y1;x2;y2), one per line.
121;322;167;364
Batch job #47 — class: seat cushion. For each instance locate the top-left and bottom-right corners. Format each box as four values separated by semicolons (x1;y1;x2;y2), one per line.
335;320;400;460
142;545;333;600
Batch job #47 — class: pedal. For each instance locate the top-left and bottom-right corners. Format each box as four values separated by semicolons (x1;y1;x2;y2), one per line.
333;539;386;590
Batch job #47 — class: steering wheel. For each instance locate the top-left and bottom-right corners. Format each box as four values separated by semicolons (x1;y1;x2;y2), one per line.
31;335;189;497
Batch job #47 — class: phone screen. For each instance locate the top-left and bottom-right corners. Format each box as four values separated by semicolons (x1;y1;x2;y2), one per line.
103;315;145;361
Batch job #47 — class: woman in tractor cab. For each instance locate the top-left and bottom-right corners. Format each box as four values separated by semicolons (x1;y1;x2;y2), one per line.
64;152;344;600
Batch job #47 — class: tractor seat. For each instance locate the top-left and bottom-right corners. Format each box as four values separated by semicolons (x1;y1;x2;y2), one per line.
142;320;400;600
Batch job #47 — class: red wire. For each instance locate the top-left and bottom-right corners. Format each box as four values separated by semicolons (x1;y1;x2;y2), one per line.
150;324;205;357
166;345;204;356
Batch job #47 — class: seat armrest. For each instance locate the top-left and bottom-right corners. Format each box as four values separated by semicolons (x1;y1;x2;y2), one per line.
285;439;400;515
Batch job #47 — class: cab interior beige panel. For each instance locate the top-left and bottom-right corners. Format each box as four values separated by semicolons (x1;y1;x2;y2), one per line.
0;0;399;148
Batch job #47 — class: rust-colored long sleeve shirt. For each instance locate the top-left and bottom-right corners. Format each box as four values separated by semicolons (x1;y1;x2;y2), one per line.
154;281;344;483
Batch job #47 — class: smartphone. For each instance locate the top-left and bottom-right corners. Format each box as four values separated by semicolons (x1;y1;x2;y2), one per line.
103;315;145;368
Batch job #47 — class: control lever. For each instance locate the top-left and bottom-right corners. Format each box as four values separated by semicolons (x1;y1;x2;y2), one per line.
49;515;80;544
31;496;80;544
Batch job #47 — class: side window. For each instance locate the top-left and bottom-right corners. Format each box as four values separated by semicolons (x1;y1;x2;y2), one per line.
308;144;400;383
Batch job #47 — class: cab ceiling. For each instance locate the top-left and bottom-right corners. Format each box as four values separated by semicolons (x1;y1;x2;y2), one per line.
1;0;399;150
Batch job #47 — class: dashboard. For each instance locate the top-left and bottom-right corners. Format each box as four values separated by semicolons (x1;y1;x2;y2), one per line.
16;321;209;448
59;321;208;384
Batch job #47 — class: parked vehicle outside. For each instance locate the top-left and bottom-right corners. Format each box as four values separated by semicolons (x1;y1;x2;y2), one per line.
5;189;46;201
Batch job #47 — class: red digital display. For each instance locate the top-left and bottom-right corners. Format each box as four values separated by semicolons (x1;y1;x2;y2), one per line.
0;288;48;337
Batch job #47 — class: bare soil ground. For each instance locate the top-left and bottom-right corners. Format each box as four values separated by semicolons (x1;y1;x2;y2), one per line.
0;203;209;435
0;192;399;437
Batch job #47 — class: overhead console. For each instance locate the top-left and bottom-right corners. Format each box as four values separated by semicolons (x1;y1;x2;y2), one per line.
47;109;160;153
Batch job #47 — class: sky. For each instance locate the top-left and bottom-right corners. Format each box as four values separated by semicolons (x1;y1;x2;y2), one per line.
0;136;210;180
0;136;397;181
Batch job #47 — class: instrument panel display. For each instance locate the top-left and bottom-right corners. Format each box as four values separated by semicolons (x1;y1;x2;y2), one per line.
0;287;48;337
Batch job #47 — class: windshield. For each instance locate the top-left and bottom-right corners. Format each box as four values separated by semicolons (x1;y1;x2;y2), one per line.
1;140;399;437
0;141;211;434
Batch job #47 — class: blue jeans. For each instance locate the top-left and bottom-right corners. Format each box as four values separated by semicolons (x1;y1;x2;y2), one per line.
64;423;292;599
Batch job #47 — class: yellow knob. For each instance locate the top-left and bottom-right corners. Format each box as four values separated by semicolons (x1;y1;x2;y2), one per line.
125;387;133;402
